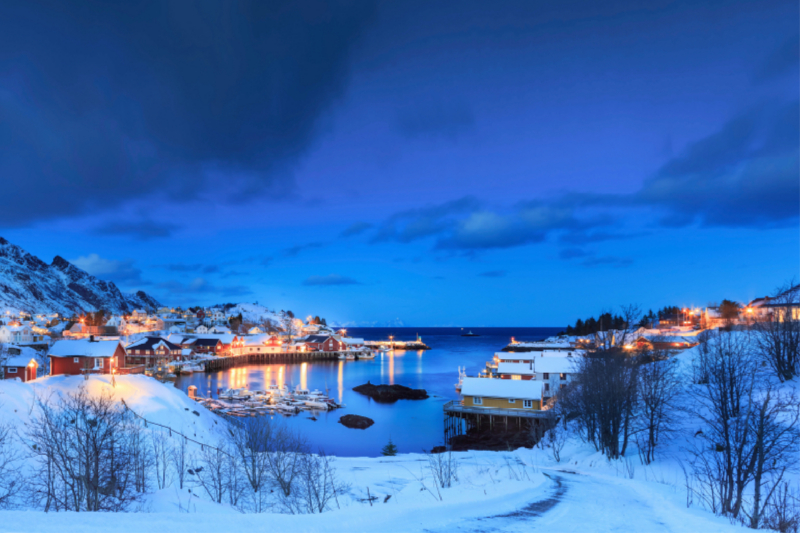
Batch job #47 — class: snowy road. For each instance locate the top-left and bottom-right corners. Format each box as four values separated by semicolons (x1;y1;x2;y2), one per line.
427;469;741;533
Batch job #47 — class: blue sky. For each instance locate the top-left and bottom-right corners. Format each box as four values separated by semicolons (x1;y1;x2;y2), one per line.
1;0;797;325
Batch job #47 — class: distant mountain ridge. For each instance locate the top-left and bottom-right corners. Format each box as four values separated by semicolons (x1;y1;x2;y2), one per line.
0;237;161;316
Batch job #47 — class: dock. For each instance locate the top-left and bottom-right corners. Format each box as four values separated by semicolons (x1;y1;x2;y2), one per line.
199;350;372;372
364;340;430;350
443;400;551;444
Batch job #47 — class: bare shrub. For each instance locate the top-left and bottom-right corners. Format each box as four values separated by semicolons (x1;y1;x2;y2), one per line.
283;451;348;514
426;450;459;489
753;281;800;382
0;423;22;509
27;387;146;511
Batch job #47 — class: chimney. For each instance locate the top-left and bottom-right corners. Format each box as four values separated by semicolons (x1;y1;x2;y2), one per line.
89;335;95;342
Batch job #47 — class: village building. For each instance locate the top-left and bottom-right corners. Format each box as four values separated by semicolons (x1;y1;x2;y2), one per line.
1;354;39;382
303;334;347;352
183;337;225;355
460;377;543;410
48;338;127;376
125;336;183;367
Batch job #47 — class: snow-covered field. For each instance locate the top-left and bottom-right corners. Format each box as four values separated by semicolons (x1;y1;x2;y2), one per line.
0;335;794;532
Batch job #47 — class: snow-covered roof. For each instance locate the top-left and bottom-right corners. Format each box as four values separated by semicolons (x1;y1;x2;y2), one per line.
48;339;121;358
2;355;37;367
461;377;542;400
341;337;364;345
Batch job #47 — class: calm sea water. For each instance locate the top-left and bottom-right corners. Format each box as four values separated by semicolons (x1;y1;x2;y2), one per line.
173;327;561;457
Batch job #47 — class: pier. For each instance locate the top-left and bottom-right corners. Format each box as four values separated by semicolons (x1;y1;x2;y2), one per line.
364;340;430;350
443;400;551;445
199;350;372;372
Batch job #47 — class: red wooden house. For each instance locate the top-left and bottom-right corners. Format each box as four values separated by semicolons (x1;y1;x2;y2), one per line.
1;355;39;382
48;338;126;376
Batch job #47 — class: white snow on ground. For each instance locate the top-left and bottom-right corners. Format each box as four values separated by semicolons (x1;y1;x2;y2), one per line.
0;336;792;532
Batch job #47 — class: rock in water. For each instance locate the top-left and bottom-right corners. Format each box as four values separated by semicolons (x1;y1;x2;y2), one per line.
338;414;374;430
352;383;429;403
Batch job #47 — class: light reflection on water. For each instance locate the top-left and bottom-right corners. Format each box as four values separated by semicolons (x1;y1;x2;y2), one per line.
174;327;561;457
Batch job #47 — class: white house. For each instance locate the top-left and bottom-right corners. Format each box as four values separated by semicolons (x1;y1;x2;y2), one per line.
0;325;34;344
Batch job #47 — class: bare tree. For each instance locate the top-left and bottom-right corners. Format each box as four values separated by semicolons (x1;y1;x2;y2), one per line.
265;424;308;498
26;388;145;512
686;330;799;525
569;350;639;459
754;281;800;382
151;431;173;490
0;423;22;509
171;435;190;490
192;442;228;504
283;451;348;514
229;417;272;512
635;356;682;464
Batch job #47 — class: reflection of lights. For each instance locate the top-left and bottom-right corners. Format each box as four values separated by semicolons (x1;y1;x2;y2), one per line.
338;360;344;403
300;362;308;391
389;353;394;385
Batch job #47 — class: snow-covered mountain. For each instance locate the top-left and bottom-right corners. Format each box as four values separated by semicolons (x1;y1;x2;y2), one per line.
0;237;161;316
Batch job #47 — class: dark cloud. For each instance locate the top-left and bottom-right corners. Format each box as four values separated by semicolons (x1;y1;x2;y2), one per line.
478;270;507;278
71;254;146;285
0;1;377;225
340;221;373;238
753;37;799;83
396;101;475;139
372;102;798;253
635;102;799;228
283;242;324;257
94;220;179;241
302;274;361;286
373;196;586;251
371;196;481;243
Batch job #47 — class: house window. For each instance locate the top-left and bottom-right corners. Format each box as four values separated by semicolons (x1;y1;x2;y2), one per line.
544;383;550;392
7;367;17;374
560;373;567;380
508;398;516;404
94;358;103;369
523;399;533;408
543;373;550;380
73;357;79;363
473;397;483;405
511;374;521;380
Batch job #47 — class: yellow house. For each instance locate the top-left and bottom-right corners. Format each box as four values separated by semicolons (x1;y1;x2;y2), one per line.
460;377;542;410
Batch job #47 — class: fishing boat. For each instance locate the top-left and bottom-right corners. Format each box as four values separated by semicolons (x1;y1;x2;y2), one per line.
338;353;356;360
357;351;376;360
461;330;480;337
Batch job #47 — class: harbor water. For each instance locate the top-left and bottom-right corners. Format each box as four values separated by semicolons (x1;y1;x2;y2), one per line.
173;327;561;457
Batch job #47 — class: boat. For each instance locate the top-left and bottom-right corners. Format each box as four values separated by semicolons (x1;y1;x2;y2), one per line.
357;351;376;360
379;345;391;353
461;330;480;337
304;400;330;410
338;353;356;360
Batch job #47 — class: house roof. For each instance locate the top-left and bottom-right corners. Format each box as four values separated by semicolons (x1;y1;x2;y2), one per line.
305;335;335;343
126;336;182;351
3;355;37;367
461;377;542;400
187;338;223;348
48;339;122;358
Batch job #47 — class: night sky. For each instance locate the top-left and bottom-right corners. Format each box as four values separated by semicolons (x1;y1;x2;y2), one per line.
1;0;797;325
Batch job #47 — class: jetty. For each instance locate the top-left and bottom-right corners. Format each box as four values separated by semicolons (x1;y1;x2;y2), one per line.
364;340;430;351
443;400;551;445
198;350;373;372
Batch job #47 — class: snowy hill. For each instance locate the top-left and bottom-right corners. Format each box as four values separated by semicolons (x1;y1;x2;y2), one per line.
0;237;161;316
